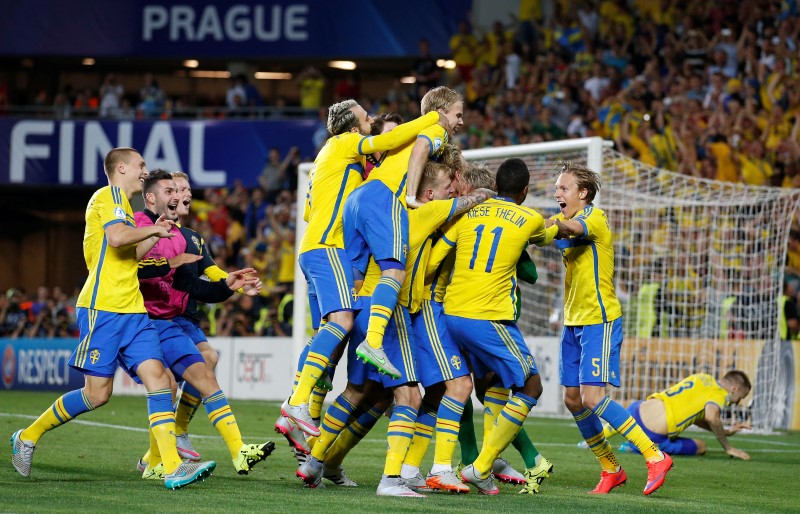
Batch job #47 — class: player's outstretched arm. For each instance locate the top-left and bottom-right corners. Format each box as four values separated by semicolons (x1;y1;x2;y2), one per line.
452;188;496;216
554;218;584;237
703;404;751;460
225;268;260;292
359;111;440;155
107;221;172;249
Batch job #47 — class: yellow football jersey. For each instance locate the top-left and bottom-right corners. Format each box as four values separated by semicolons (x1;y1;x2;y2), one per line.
364;123;449;208
405;199;458;313
300;111;439;253
426;248;455;304
553;205;622;326
76;186;146;313
431;198;552;320
648;373;730;438
359;199;457;310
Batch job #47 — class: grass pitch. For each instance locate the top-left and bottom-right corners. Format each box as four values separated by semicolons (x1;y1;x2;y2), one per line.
1;391;798;513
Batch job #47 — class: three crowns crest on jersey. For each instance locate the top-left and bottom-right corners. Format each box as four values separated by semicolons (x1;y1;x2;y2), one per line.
191;235;201;250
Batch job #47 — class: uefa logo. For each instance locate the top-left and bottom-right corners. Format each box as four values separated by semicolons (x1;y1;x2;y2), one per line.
2;344;15;389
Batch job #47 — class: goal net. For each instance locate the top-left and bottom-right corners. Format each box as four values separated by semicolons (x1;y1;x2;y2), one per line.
462;137;800;432
294;137;800;432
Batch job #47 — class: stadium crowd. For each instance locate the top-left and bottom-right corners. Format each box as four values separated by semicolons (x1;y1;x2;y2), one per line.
4;0;800;338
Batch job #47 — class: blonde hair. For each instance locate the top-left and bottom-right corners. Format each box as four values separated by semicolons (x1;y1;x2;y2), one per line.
417;162;451;197
421;86;463;114
171;171;189;181
460;163;495;191
557;161;600;203
440;144;466;174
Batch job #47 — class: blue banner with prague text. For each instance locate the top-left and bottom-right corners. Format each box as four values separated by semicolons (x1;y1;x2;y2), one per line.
2;339;85;391
0;118;318;188
0;0;469;58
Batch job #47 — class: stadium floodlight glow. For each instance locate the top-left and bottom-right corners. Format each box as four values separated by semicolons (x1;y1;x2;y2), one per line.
400;76;417;84
435;59;456;69
328;60;356;70
183;59;199;68
81;58;95;66
254;72;293;80
189;70;231;78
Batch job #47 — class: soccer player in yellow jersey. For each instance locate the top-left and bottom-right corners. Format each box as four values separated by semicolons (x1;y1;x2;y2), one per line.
594;371;751;460
342;87;462;385
284;99;442;436
10;148;216;489
425;158;556;495
549;161;673;495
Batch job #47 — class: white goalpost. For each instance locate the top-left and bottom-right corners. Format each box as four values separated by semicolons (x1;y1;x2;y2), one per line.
293;136;800;431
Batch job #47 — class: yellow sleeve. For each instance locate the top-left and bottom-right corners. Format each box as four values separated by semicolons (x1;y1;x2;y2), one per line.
417;124;448;157
418;199;458;229
532;224;559;247
204;264;229;282
97;187;128;228
205;264;250;295
425;223;457;280
358;111;440;154
576;207;607;241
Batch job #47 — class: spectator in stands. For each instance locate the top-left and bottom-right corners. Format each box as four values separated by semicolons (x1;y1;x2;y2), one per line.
411;38;441;99
334;73;361;102
297;66;327;111
311;107;329;153
779;281;800;340
450;20;478;82
138;73;164;118
244;188;269;241
205;188;231;241
226;74;247;116
258;147;300;203
98;73;124;117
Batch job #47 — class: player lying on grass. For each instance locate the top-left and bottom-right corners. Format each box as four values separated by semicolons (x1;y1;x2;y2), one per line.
580;371;752;460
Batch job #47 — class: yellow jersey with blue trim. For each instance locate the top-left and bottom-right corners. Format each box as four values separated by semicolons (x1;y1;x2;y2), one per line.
648;373;730;438
405;199;458;313
76;186;146;313
433;197;550;320
300;111;440;253
427;249;454;304
364;123;448;207
553;205;622;326
360;199;458;310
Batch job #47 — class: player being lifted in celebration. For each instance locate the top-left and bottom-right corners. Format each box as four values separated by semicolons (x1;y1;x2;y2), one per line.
343;86;462;382
548;161;674;495
284;100;443;436
424;158;556;495
585;371;752;460
11;148;215;490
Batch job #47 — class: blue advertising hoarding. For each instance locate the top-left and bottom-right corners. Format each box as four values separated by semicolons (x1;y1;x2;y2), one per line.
0;0;470;58
0;118;317;188
2;339;84;391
